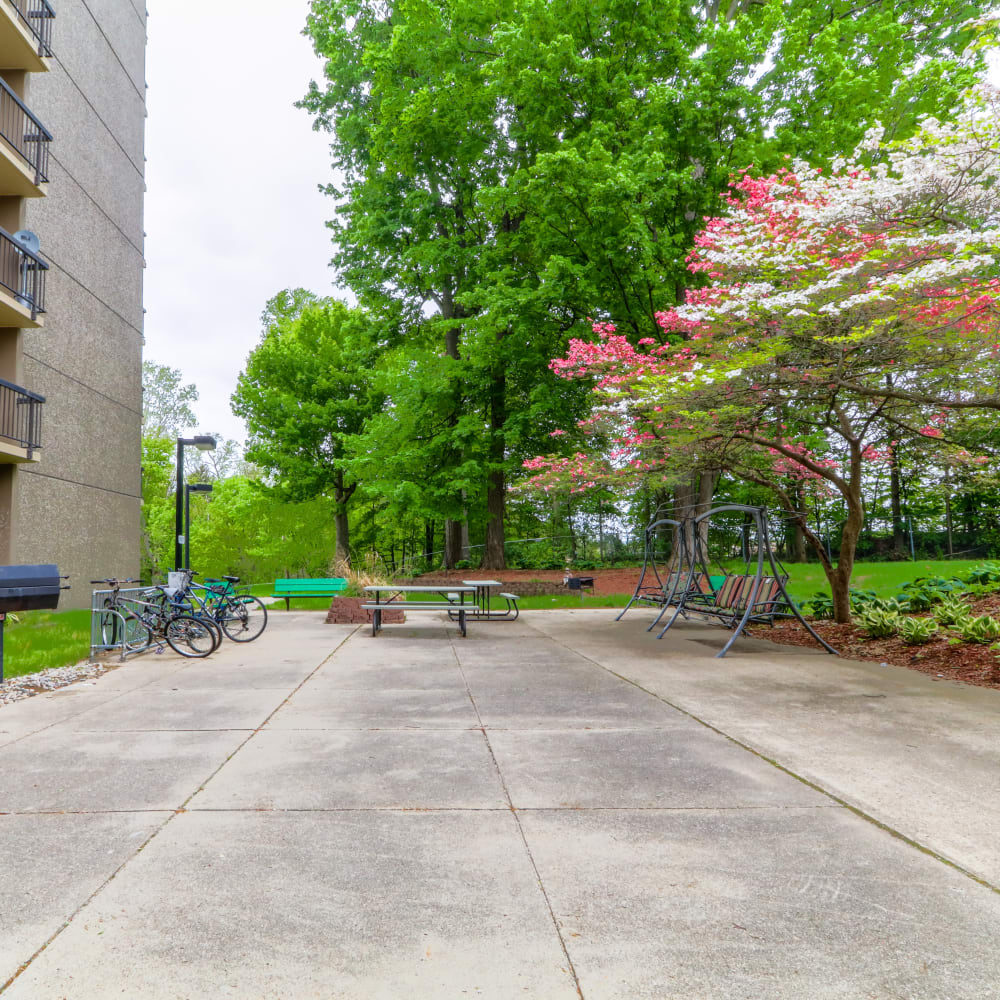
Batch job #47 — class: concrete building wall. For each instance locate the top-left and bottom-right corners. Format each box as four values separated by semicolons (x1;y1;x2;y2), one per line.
8;0;146;608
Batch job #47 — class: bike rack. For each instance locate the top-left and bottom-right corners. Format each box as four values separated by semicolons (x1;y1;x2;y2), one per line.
90;586;160;661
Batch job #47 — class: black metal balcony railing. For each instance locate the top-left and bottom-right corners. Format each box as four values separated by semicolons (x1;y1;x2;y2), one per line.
0;76;51;185
4;0;55;58
0;226;47;319
0;376;43;455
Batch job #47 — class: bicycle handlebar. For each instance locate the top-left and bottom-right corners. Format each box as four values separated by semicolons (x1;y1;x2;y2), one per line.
90;578;139;585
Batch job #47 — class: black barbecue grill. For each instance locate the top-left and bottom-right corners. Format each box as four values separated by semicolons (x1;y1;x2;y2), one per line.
0;564;68;680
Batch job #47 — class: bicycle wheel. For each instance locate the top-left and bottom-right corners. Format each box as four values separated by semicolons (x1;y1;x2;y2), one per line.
219;595;268;642
195;614;224;652
100;598;120;647
164;614;217;658
122;613;151;651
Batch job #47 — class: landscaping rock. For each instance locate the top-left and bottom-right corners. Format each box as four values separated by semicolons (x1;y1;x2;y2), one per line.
0;661;113;707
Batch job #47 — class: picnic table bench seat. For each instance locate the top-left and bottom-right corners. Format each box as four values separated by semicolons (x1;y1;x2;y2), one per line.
446;588;520;620
363;584;476;637
271;577;347;611
361;599;470;637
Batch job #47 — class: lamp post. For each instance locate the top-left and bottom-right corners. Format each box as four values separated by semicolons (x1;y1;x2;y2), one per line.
175;436;216;571
185;483;213;571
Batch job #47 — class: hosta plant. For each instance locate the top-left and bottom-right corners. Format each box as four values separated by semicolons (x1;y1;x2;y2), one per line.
963;562;1000;588
899;577;964;611
954;615;1000;645
855;609;902;639
932;594;971;627
898;617;939;646
804;592;834;619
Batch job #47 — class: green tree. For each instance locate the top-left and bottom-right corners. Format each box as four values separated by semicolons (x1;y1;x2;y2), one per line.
300;0;982;569
231;293;387;568
140;434;175;581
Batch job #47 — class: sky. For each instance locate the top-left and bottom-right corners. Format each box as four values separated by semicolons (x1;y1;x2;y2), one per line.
144;0;341;443
143;6;1000;447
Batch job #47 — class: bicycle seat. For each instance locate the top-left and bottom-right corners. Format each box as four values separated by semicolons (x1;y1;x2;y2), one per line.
222;575;240;583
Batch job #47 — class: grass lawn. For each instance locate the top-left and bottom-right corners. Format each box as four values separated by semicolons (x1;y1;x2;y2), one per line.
254;560;990;613
778;559;985;602
1;609;92;681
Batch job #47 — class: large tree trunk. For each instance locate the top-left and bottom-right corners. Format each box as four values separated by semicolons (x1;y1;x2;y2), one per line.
443;319;465;570
482;368;507;570
332;470;355;574
794;440;865;624
671;471;717;569
443;521;463;569
424;520;435;564
461;516;471;562
695;469;718;553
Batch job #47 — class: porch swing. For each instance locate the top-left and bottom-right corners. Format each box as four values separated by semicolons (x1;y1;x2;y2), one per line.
616;508;685;619
656;504;839;657
617;508;723;632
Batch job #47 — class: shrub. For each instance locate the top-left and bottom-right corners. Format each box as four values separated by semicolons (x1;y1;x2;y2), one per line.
953;615;1000;644
963;561;1000;587
851;590;906;613
855;608;902;638
898;616;939;645
931;593;970;627
803;592;834;619
899;576;964;611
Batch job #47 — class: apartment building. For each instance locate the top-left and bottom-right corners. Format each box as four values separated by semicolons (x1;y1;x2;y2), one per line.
0;0;145;608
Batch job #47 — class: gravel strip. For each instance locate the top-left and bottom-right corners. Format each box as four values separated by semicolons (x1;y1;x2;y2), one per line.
0;659;118;707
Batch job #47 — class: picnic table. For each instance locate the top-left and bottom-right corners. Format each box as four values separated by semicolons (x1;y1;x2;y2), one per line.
362;584;476;637
458;579;520;621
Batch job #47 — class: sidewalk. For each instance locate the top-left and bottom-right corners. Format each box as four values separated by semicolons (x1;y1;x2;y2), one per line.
1;609;998;998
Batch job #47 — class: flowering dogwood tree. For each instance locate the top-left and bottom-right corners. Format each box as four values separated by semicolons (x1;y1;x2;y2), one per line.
530;81;1000;622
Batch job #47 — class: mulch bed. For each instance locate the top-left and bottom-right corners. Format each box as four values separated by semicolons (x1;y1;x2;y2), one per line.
749;591;1000;691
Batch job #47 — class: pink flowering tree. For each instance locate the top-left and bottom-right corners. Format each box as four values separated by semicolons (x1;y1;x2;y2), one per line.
531;81;1000;622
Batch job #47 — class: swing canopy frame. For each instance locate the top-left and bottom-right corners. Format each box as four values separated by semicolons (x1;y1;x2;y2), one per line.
619;504;837;658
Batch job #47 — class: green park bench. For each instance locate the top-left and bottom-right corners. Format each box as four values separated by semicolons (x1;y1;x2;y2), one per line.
271;577;348;611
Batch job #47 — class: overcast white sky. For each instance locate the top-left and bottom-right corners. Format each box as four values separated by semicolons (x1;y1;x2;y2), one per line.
144;0;340;443
143;6;1000;447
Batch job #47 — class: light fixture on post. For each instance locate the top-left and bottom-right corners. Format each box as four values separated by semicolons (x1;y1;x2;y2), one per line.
184;483;213;571
174;435;216;572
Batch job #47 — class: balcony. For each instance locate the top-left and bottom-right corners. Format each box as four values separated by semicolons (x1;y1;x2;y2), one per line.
0;0;54;72
0;75;50;195
0;376;43;461
0;226;46;327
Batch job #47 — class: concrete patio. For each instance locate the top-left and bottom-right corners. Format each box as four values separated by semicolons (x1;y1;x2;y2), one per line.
1;608;998;998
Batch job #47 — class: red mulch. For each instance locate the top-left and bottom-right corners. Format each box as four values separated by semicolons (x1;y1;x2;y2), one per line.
748;592;1000;691
425;567;1000;691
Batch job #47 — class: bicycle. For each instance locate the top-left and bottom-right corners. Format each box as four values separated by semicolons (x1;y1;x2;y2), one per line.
92;579;218;658
184;571;268;643
141;585;225;655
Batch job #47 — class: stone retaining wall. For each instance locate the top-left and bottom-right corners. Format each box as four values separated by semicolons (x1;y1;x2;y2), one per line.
325;598;406;625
